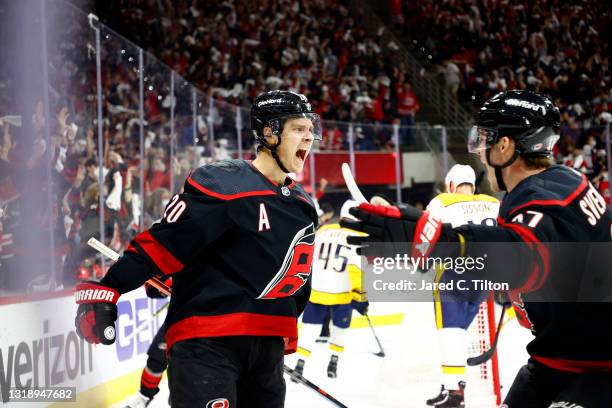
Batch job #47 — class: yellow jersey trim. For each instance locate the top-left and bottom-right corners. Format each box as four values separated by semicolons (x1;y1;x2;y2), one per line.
435;193;499;206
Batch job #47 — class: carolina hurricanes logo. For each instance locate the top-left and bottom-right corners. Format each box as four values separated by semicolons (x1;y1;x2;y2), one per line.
258;223;316;299
510;292;535;332
206;398;229;408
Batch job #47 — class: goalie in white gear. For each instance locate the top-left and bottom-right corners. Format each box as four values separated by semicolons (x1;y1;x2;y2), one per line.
425;165;500;408
293;200;368;379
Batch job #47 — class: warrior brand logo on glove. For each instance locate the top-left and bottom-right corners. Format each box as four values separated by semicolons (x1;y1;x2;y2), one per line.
412;213;443;258
74;281;119;345
74;283;119;304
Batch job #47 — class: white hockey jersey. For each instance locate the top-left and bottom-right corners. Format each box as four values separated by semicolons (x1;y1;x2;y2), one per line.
426;193;500;228
427;192;500;332
310;223;366;305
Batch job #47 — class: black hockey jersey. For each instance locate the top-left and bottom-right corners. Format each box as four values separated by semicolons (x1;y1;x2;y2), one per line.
101;160;319;353
458;165;612;372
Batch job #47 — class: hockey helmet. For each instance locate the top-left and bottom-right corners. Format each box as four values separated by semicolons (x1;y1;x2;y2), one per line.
251;90;322;143
468;90;560;157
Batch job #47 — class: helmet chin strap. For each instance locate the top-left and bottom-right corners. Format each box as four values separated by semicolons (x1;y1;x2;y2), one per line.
271;148;290;174
485;148;519;192
262;137;291;174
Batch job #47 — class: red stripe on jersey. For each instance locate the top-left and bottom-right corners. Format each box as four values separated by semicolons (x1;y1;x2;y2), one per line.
187;176;276;201
165;313;298;353
134;231;184;275
141;368;162;389
246;160;296;188
296;194;314;207
502;222;550;293
532;355;612;373
507;175;588;217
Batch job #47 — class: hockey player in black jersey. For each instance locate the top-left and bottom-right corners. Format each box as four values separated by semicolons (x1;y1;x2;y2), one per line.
342;90;612;407
74;90;321;408
123;280;171;408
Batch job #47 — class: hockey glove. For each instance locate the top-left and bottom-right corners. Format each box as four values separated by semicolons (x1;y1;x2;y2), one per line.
145;277;172;298
340;202;456;261
351;300;369;316
74;281;119;345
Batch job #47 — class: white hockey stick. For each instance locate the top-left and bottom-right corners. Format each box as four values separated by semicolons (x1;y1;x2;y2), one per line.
87;237;120;261
86;237;171;296
341;162;367;204
123;302;169;341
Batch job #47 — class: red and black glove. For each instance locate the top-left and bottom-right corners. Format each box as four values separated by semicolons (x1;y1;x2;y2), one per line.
74;281;119;345
145;277;172;298
340;202;456;261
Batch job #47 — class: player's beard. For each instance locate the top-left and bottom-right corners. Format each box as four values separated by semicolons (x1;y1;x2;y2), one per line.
486;164;500;192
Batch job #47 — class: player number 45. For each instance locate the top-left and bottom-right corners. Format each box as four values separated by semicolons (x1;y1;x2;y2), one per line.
511;210;543;228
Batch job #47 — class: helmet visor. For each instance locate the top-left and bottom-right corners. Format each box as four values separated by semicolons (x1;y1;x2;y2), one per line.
467;126;497;153
279;113;323;141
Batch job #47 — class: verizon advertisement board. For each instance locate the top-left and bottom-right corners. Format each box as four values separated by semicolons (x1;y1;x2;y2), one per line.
0;288;168;407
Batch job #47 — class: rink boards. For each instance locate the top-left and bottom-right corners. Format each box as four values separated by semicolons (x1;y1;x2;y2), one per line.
0;289;168;407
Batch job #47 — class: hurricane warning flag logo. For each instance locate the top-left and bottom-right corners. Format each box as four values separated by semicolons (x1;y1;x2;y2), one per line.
206;398;229;408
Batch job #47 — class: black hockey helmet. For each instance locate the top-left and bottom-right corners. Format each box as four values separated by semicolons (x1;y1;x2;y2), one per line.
251;90;322;143
468;90;560;157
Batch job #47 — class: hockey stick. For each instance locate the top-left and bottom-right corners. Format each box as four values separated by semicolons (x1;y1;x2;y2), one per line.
87;237;171;296
123;302;169;341
466;305;506;366
283;365;348;408
341;162;367;204
364;313;386;357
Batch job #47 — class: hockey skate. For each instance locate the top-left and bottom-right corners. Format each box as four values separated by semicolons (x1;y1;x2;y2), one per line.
123;392;151;408
426;381;465;407
327;355;338;378
291;358;305;383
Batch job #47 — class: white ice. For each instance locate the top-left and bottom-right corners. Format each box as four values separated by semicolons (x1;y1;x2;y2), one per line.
114;302;532;408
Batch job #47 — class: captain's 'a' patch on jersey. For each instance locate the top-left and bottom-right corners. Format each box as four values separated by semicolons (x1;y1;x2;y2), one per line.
257;222;316;299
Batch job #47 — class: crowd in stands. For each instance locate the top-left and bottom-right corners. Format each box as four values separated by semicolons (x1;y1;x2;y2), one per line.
389;0;610;206
392;0;610;180
0;0;610;295
97;0;422;150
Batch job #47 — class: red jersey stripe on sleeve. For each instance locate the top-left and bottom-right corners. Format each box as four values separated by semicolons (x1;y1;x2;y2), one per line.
502;222;550;293
133;230;184;275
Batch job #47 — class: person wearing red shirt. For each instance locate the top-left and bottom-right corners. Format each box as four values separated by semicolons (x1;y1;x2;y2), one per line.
396;81;420;147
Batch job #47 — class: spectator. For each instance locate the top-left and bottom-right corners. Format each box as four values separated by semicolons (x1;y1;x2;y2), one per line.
439;58;462;98
396;81;420;145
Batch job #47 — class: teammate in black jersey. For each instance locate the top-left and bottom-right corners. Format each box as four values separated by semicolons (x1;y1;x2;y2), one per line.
123;280;171;408
74;91;321;408
343;90;612;407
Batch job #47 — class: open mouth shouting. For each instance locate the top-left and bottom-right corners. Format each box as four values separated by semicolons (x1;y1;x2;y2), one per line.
295;148;308;164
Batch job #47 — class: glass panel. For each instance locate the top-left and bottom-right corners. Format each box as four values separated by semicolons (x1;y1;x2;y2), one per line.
213;99;240;160
194;89;212;165
238;106;256;160
97;23;142;276
141;53;172;227
172;77;196;191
